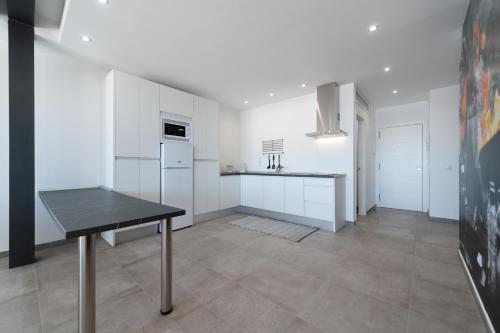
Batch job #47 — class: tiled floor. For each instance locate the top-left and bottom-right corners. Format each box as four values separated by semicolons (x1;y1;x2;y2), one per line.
0;208;486;333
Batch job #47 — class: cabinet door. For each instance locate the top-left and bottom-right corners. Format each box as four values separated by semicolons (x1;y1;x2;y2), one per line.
284;177;304;216
159;85;194;117
220;176;241;209
204;100;219;160
193;161;206;214
193;96;219;160
241;175;263;208
115;159;140;198
139;159;160;203
114;71;140;157
205;161;220;212
305;202;334;221
262;176;285;212
139;80;160;158
192;97;206;159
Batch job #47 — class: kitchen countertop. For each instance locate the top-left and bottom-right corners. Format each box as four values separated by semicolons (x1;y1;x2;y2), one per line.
39;187;185;238
220;171;347;178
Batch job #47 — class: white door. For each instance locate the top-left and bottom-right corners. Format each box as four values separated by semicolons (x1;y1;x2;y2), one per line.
193;96;219;160
163;168;193;230
378;124;423;211
284;177;304;216
241;175;263;208
159;85;194;117
139;79;160;159
139;159;161;203
115;71;140;157
262;176;285;212
115;158;140;198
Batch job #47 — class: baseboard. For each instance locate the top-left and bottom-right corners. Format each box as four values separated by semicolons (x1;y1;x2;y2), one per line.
458;250;496;333
429;216;459;224
194;208;240;224
0;238;77;259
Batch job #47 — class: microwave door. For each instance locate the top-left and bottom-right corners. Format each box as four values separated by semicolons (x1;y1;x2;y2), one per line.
165;123;186;138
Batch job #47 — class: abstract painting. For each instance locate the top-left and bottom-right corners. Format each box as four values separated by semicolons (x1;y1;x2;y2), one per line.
459;0;500;330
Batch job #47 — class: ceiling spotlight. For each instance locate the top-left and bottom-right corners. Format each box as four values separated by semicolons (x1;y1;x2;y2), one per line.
269;92;275;97
368;25;378;32
393;90;398;94
301;83;306;88
81;35;92;43
244;100;249;104
98;0;110;4
384;66;391;72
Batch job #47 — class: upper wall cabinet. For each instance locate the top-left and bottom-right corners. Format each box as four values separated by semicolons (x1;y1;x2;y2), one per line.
160;85;194;118
113;71;160;159
193;96;219;160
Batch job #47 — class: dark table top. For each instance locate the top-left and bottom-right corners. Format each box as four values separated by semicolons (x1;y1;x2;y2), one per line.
39;187;185;238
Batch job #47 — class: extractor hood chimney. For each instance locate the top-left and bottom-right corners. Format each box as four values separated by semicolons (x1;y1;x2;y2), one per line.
306;82;347;138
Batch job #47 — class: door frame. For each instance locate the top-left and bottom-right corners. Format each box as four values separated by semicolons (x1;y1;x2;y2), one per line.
376;123;425;212
355;103;369;216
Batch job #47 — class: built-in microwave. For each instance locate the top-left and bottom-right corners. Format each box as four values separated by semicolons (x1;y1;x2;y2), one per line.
161;112;192;143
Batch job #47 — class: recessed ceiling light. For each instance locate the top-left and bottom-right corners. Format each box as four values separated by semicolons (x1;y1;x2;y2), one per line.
244;100;249;104
81;35;92;43
98;0;110;4
269;92;275;97
393;90;398;94
301;83;306;88
384;66;391;72
368;25;378;32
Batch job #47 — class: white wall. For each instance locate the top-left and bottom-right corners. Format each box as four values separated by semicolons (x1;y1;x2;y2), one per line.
429;85;459;220
219;104;241;170
375;101;430;212
0;35;106;251
239;83;357;221
0;28;9;252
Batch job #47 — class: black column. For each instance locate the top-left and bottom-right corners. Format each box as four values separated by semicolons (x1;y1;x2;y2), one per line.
7;0;35;268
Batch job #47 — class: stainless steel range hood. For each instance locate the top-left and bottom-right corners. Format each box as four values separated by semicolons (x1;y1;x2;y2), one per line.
306;82;347;138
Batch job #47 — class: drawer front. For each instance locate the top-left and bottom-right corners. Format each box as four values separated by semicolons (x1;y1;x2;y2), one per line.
303;178;334;187
304;186;334;204
305;202;334;221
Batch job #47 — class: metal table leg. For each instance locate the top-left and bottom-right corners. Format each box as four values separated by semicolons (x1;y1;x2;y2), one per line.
78;234;96;333
160;218;173;315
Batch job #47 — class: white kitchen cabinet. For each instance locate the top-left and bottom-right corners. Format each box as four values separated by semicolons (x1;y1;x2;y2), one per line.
139;159;161;203
139;79;160;159
115;71;140;157
262;176;285;212
194;161;220;214
305;202;334;221
193;96;219;160
160;85;194;117
114;159;140;198
241;175;263;208
220;176;241;209
284;177;304;216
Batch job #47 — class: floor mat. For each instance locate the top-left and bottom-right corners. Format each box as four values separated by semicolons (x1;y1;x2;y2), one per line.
228;216;318;242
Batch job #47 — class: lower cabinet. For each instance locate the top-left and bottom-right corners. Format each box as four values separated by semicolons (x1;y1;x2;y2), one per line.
284;177;304;216
262;176;285;212
194;160;220;214
114;159;140;198
219;175;241;209
241;175;263;208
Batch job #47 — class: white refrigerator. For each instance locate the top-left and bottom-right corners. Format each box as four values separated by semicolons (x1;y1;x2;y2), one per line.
161;141;193;230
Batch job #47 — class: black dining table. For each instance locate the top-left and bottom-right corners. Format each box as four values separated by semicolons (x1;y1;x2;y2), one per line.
39;187;185;333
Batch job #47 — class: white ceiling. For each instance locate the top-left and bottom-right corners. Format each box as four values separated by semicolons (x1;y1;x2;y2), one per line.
52;0;467;109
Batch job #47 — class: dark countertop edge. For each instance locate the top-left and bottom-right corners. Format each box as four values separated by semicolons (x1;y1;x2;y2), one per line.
220;172;347;178
64;211;186;238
